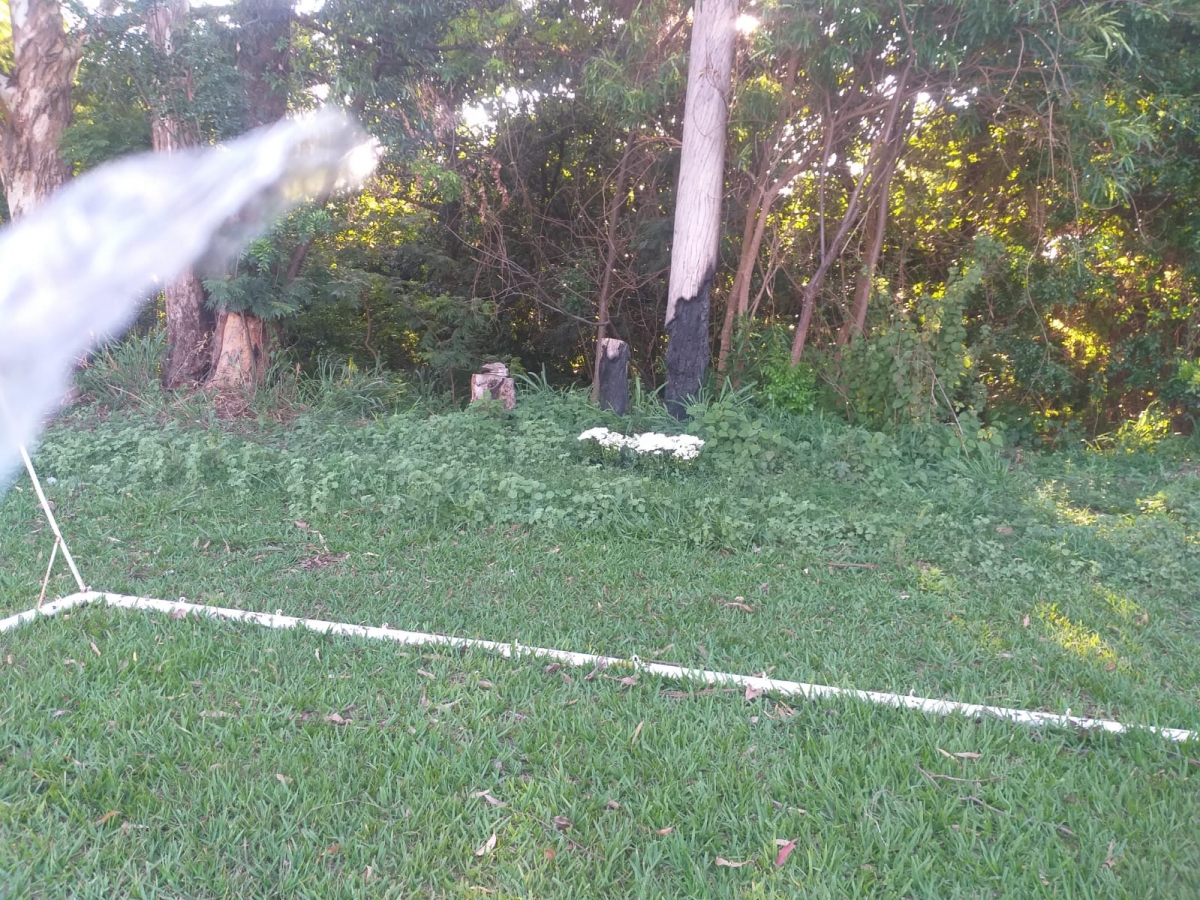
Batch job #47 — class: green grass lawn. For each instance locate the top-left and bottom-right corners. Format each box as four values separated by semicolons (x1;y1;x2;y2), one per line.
3;607;1197;899
2;392;1198;896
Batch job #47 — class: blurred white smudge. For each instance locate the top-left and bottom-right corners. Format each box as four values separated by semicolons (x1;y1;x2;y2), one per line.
0;108;376;485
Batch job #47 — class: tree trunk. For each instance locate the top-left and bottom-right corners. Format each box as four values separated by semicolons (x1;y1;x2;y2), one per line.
591;145;631;404
238;0;292;133
840;175;891;346
0;0;80;218
839;96;913;346
790;69;912;364
718;176;767;376
596;338;630;415
208;0;293;390
664;0;737;418
717;52;800;375
209;310;270;390
147;0;213;388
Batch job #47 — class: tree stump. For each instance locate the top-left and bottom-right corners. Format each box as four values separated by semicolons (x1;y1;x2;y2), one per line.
470;363;516;410
597;338;630;415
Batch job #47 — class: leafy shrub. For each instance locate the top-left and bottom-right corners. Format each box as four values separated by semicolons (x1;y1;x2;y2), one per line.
727;323;818;414
1095;403;1173;453
838;255;986;429
688;385;786;473
761;356;818;415
1165;357;1200;425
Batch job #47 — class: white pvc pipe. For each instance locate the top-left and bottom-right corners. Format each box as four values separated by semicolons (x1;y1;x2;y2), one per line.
0;591;94;634
18;445;86;593
7;590;1196;744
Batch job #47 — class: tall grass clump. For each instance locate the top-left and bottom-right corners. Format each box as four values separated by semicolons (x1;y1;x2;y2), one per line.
297;358;410;417
74;330;166;408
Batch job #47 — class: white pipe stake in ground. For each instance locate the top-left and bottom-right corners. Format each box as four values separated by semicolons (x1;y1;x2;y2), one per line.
18;444;86;593
3;591;1194;744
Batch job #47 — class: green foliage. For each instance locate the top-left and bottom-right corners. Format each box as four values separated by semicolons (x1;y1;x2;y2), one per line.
1094;403;1174;454
689;385;787;474
728;324;819;414
298;358;410;417
48;0;1200;434
1166;357;1200;424
204;207;338;320
74;330;167;408
839;253;987;429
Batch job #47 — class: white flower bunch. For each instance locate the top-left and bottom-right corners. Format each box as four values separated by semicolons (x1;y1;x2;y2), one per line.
577;427;704;462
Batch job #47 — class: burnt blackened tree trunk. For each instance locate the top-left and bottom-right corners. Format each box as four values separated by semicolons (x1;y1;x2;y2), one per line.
663;0;737;418
0;0;80;219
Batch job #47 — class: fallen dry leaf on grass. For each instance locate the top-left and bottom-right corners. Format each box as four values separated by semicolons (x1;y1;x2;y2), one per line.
721;601;756;613
475;833;497;857
543;847;556;861
745;684;763;702
774;838;797;867
552;816;572;830
715;857;752;868
297;553;349;571
937;747;981;761
94;810;120;826
473;791;508;808
631;719;645;746
656;826;674;836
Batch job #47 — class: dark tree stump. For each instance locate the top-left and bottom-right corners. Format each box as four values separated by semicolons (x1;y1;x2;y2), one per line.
597;338;630;415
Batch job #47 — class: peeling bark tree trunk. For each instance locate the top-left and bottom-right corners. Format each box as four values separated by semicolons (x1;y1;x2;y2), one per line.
208;0;292;391
0;0;80;218
209;310;269;391
664;0;737;418
148;0;213;388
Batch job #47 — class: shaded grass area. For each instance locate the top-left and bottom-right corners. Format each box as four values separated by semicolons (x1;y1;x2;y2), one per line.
2;607;1197;899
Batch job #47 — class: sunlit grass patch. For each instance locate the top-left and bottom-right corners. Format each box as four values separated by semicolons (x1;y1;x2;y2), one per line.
1036;602;1124;671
